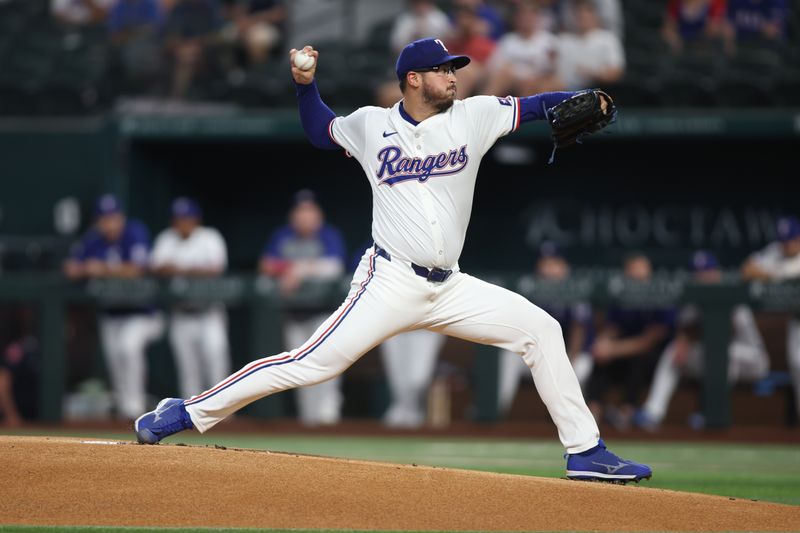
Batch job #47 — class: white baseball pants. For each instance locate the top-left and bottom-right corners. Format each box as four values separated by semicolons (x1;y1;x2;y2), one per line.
185;247;600;453
169;308;230;399
285;314;343;426
498;348;593;416
99;312;164;419
380;329;446;428
787;318;800;418
641;338;770;424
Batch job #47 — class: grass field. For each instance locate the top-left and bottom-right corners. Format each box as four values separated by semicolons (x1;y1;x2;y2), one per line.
3;428;799;533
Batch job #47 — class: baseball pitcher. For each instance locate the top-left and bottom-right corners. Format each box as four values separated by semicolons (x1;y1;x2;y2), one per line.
135;38;651;483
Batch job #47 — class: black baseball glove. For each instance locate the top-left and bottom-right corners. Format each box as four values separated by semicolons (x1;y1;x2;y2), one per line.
546;89;617;162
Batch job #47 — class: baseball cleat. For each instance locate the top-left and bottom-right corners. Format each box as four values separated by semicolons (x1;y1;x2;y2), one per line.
134;398;194;444
565;439;652;483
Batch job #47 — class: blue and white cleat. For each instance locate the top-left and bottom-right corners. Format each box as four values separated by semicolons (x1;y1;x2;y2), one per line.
566;439;652;483
134;398;194;444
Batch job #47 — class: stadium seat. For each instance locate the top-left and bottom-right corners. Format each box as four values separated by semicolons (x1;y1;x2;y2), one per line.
659;75;718;107
722;47;783;81
770;77;800;106
715;77;774;108
606;78;663;108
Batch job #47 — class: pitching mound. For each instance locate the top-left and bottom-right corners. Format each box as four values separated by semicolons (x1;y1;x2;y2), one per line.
1;436;797;532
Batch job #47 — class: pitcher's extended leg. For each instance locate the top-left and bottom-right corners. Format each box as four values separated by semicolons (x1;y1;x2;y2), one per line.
430;273;598;453
430;273;651;482
184;253;416;432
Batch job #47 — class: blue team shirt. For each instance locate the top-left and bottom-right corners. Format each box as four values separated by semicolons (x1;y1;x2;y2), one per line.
726;0;787;38
604;307;676;339
70;219;151;267
263;224;346;262
542;302;595;351
107;0;162;33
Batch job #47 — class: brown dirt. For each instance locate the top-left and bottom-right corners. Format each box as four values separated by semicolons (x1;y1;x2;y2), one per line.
1;436;798;532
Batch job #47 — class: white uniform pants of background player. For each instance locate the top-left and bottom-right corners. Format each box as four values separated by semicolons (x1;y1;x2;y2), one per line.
381;330;446;428
185;248;599;453
787;318;800;418
641;339;769;425
169;307;230;399
497;348;593;416
285;314;343;426
99;312;164;420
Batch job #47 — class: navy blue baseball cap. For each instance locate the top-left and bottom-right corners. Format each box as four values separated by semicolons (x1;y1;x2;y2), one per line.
293;189;318;206
538;241;563;259
171;197;202;218
95;193;122;217
691;250;719;272
395;38;471;81
777;215;800;242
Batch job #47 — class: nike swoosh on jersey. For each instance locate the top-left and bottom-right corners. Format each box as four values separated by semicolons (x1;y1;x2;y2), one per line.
382;131;398;138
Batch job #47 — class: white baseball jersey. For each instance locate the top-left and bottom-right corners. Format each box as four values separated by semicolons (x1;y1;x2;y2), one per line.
488;31;558;79
749;241;800;419
750;242;800;280
556;28;625;90
329;96;521;269
151;226;230;398
151;226;227;272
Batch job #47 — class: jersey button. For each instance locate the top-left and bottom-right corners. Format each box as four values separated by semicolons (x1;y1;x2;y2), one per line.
438;250;443;255
414;133;420;138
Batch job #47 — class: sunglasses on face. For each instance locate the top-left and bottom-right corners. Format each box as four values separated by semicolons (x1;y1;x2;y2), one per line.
414;64;458;75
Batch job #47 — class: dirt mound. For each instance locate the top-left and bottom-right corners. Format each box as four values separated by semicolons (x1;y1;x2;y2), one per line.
1;436;797;531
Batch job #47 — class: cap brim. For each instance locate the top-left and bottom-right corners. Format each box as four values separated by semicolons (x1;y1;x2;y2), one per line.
442;55;471;70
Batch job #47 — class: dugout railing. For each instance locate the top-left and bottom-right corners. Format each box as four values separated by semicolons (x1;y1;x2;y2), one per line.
2;272;796;429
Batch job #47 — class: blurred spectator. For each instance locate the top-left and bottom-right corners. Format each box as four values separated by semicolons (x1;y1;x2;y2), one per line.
723;0;788;53
52;0;113;26
450;0;506;41
107;0;165;92
390;0;451;56
585;252;674;430
497;241;594;416
741;215;800;425
219;0;286;68
554;0;625;90
445;3;497;97
662;0;727;54
63;194;164;420
484;1;561;97
533;0;563;33
0;364;22;427
561;0;624;38
0;307;39;427
162;0;222;99
635;251;769;431
259;190;347;426
150;197;231;399
376;0;451;108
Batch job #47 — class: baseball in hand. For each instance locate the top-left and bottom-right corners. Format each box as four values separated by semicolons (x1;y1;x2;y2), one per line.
293;50;315;71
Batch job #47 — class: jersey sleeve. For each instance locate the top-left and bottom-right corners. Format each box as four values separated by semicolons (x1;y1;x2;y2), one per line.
126;222;151;266
149;231;171;268
462;95;520;155
207;228;228;270
329;106;378;160
69;232;95;261
320;226;347;262
263;227;288;259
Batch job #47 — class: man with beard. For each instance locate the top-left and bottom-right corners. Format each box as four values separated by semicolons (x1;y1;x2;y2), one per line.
134;38;652;485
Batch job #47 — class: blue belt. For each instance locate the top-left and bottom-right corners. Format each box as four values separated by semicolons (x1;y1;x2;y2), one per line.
374;244;453;283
